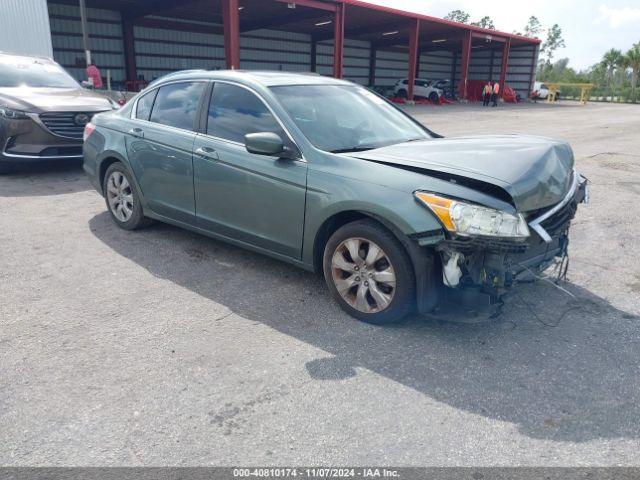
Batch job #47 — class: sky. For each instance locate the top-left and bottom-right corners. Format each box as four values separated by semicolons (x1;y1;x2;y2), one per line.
364;0;640;70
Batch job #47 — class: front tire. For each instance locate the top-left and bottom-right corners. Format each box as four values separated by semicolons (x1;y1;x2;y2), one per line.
103;162;152;230
429;92;439;103
323;219;416;325
397;89;408;99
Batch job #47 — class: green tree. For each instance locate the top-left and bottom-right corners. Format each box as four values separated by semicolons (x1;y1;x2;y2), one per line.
523;16;542;38
587;62;607;97
471;16;495;29
601;48;623;99
444;9;470;24
540;24;566;66
623;43;640;102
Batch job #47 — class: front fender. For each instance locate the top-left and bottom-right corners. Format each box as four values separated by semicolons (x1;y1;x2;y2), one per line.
301;180;443;266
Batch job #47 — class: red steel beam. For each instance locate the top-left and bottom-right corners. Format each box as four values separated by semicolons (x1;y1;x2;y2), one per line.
122;17;137;83
498;38;511;98
333;2;345;78
458;29;471;99
407;18;420;101
222;0;240;69
527;44;539;96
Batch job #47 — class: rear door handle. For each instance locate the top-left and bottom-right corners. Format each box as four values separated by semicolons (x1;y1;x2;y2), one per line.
128;127;144;138
194;146;219;160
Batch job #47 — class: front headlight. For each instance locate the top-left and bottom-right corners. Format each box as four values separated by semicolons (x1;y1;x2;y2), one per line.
415;192;530;239
0;106;29;120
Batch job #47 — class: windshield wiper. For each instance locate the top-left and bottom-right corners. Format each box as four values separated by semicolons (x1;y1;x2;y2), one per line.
330;146;376;153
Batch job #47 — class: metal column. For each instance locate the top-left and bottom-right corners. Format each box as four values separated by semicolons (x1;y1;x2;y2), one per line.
333;2;345;78
407;18;420;101
527;44;540;97
498;38;511;98
368;45;376;87
79;0;91;65
458;30;472;99
310;38;317;72
122;17;137;83
222;0;240;69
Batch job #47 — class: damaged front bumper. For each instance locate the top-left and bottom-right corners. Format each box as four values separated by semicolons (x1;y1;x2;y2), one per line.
426;173;588;320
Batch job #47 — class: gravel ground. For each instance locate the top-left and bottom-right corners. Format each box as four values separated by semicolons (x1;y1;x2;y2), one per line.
1;101;639;466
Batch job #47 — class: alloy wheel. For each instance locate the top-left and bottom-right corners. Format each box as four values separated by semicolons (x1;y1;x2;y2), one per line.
331;237;397;313
106;171;134;222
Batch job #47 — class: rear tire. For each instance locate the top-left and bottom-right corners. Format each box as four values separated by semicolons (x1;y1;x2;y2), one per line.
323;219;416;325
103;162;152;230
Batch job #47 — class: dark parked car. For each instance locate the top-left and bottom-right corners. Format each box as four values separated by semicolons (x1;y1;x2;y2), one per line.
0;52;117;174
83;70;587;324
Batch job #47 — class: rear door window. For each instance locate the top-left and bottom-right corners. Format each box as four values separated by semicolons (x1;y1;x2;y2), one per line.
206;82;286;144
149;82;206;131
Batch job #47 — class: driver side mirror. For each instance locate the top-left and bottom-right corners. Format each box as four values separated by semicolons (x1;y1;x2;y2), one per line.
245;132;295;159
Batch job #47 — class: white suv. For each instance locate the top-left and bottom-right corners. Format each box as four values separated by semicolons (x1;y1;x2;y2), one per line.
393;78;443;102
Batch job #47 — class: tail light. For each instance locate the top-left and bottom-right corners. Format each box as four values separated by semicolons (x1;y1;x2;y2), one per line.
83;122;96;142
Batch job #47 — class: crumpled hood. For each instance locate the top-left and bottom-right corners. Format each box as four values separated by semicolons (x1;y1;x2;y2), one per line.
0;87;113;112
348;134;575;212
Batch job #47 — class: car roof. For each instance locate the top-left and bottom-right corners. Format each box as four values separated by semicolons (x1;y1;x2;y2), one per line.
151;69;355;88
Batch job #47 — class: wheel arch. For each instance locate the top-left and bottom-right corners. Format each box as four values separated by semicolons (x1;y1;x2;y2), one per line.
312;209;441;314
97;152;151;215
312;209;423;271
97;151;128;195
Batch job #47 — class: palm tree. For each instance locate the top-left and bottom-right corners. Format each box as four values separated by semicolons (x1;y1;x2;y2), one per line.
601;48;623;100
624;44;640;103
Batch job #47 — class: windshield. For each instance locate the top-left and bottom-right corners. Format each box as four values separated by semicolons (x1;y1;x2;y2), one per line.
0;57;79;88
271;85;430;153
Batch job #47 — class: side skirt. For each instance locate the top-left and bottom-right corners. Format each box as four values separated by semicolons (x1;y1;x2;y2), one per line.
143;210;315;273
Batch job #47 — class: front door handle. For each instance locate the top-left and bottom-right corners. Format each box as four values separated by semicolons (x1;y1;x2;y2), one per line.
128;127;144;138
194;146;219;160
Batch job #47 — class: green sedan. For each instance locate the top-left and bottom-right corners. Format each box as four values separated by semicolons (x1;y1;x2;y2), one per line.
83;71;587;324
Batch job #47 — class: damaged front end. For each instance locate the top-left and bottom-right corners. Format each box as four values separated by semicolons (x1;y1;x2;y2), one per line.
414;171;588;321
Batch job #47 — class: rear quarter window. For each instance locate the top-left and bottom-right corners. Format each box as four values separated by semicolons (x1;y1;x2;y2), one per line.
135;89;157;121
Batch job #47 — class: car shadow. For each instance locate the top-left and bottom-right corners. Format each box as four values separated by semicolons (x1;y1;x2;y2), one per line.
88;211;640;443
0;160;91;197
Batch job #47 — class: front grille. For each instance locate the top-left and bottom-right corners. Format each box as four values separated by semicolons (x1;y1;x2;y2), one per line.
539;199;578;236
39;112;99;139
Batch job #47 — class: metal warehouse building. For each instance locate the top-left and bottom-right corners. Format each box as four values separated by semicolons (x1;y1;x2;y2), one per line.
2;0;540;100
